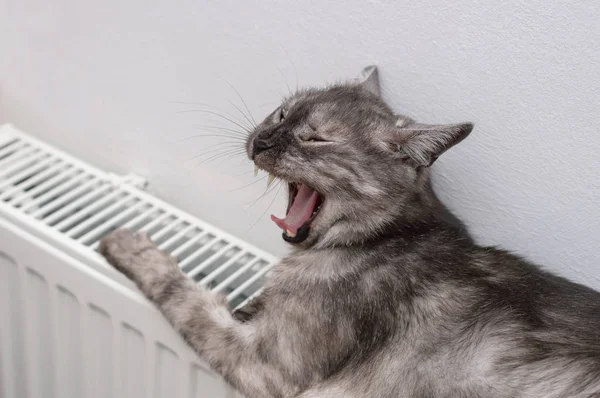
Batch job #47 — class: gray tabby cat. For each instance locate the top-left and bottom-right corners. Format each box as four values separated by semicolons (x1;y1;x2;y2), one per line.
100;66;600;397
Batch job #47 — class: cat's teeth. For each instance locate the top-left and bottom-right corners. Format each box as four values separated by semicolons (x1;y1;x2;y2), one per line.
254;165;259;177
267;174;275;187
286;229;296;238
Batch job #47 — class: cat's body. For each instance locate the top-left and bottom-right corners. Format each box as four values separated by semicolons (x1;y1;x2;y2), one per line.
269;222;600;397
230;215;600;397
100;66;600;397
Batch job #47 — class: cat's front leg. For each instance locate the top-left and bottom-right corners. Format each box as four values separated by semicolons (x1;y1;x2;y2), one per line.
99;230;304;398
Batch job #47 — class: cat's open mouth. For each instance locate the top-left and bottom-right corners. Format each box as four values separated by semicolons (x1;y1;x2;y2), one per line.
270;182;324;244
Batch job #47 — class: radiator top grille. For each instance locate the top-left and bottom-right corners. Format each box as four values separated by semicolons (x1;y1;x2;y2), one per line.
0;124;276;309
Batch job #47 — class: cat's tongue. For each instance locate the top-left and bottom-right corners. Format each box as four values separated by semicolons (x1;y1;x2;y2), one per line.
271;184;319;234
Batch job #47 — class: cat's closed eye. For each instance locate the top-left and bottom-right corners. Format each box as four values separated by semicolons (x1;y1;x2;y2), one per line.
299;134;329;143
300;123;331;143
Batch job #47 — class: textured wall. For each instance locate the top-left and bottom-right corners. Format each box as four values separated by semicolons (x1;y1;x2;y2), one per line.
1;1;598;287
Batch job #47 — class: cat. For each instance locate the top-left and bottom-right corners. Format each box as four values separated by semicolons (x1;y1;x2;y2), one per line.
100;66;600;397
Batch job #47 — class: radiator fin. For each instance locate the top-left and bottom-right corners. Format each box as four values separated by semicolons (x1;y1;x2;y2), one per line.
154;344;184;398
25;269;56;398
56;287;84;398
0;124;276;308
0;254;27;398
86;305;114;398
120;324;147;398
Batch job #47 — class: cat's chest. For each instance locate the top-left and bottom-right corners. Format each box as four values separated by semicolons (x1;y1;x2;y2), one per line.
266;249;370;289
262;248;470;328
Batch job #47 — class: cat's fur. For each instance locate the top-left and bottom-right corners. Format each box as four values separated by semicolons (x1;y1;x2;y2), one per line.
100;67;600;397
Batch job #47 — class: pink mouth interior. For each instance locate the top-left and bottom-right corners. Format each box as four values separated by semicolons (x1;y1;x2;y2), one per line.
270;184;319;234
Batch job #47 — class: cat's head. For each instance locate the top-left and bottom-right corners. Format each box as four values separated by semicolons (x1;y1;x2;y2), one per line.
246;66;473;248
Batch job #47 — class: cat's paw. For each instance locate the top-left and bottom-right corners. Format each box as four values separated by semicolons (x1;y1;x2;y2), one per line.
99;229;177;282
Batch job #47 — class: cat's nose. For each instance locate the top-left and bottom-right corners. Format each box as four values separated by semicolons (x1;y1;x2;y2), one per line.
252;136;274;157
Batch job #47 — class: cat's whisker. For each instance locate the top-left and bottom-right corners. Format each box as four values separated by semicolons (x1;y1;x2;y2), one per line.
225;99;255;132
169;100;212;106
246;182;283;232
276;66;292;96
197;146;246;159
176;134;247;142
245;178;282;209
196;150;247;166
189;141;246;157
278;46;299;93
227;175;268;192
193;125;247;135
172;100;251;131
187;147;246;165
177;108;251;133
220;78;258;127
192;128;248;141
233;158;253;167
210;151;248;166
231;169;256;177
291;60;299;92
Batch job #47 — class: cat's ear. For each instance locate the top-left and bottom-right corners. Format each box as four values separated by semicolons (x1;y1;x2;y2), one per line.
355;65;380;96
387;122;473;167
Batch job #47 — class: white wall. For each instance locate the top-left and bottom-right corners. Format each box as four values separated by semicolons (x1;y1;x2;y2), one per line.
1;0;598;288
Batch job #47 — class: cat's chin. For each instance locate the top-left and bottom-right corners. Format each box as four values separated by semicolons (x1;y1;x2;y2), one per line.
282;223;311;244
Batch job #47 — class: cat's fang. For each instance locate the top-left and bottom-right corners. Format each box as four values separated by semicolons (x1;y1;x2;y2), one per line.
286;229;296;238
267;174;275;187
254;165;259;177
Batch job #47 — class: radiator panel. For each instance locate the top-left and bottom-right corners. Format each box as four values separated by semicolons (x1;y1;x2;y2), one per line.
0;217;240;398
0;124;262;398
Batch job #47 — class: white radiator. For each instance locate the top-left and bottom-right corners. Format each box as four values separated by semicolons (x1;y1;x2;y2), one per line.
0;124;277;398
